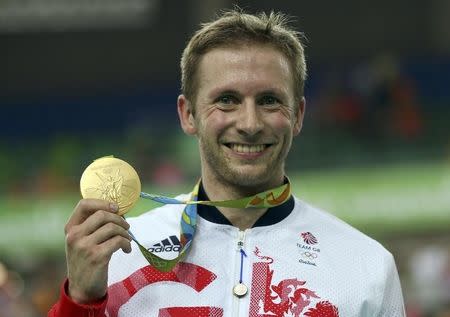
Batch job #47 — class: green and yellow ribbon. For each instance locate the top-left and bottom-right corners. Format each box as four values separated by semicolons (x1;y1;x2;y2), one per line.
129;180;291;272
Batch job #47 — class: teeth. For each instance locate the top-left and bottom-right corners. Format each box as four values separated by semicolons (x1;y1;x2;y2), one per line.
230;144;265;153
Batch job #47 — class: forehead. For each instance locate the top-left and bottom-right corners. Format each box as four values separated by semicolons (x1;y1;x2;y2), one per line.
196;44;294;96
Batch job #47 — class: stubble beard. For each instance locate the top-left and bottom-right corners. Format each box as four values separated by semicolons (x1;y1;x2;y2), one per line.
199;137;289;191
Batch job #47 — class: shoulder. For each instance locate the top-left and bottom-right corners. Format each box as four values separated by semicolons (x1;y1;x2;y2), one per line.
292;197;402;300
292;196;392;257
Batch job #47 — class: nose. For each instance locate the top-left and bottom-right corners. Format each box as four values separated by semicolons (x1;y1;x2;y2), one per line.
235;100;264;136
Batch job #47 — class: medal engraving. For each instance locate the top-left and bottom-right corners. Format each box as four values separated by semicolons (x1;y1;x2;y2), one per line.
80;157;141;215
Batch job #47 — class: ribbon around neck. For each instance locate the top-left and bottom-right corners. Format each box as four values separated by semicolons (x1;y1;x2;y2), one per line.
129;179;291;272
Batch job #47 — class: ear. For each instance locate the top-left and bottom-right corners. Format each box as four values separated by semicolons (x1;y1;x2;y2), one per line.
177;94;197;135
293;97;306;136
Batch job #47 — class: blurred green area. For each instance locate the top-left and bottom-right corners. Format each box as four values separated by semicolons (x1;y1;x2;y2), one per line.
1;159;449;258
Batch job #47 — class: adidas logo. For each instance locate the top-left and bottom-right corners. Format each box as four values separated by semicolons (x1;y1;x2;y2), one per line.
148;235;181;253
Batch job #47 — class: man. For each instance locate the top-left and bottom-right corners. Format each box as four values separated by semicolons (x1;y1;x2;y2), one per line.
49;9;405;317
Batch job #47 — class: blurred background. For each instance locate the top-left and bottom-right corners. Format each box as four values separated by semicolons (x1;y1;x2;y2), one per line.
1;0;450;316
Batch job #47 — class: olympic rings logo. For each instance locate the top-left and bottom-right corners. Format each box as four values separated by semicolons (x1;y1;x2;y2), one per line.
301;252;318;259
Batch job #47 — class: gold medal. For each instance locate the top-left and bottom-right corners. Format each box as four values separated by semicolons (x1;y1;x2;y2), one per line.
80;156;141;215
233;283;248;297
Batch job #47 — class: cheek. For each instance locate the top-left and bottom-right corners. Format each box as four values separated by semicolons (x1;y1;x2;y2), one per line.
268;114;294;134
199;111;231;135
276;107;298;130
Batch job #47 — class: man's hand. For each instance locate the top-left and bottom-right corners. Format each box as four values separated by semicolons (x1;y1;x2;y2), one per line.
64;199;132;304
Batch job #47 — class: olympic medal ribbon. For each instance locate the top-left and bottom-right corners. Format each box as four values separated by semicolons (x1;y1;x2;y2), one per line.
128;182;200;272
139;181;291;209
134;181;291;271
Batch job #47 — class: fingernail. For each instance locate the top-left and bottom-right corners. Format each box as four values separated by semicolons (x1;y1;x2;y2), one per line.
110;203;119;212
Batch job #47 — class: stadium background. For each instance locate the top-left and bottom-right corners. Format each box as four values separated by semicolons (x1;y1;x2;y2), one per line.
1;0;449;316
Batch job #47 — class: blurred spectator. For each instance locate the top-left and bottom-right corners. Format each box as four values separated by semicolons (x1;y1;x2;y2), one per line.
316;53;424;145
371;54;424;141
0;262;13;317
0;261;31;317
0;258;65;317
409;245;450;316
151;159;185;187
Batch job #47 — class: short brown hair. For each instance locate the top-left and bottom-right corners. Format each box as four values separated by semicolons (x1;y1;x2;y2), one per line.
180;8;307;104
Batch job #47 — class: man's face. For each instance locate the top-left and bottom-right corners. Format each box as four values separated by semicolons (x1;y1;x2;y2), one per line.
178;44;305;190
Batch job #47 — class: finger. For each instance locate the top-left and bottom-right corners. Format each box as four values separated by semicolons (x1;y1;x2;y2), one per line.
98;235;132;259
81;210;130;236
65;199;119;233
88;222;132;245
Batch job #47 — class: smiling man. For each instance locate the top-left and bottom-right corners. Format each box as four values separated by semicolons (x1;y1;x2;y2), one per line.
49;9;405;317
178;43;304;230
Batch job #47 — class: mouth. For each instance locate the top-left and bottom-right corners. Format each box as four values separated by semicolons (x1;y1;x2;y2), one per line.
224;143;272;154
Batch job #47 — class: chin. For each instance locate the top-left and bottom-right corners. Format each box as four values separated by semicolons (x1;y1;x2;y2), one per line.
224;167;276;188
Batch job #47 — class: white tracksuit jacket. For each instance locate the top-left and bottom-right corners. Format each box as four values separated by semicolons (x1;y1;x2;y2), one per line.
106;194;405;317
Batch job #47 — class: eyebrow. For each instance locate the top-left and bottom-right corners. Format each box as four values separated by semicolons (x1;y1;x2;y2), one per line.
256;89;285;96
209;88;287;99
208;89;241;100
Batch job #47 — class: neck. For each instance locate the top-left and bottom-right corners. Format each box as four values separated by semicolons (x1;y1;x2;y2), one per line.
201;173;284;230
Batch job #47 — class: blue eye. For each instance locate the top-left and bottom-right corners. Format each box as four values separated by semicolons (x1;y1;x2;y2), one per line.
258;95;280;106
216;95;238;105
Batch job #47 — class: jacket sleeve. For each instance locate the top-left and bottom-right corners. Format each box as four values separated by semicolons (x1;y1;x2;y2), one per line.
48;279;108;317
377;253;406;317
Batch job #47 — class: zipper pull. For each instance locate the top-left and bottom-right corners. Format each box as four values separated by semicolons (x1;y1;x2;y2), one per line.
233;231;248;297
233;248;248;297
240;249;247;265
237;230;245;250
